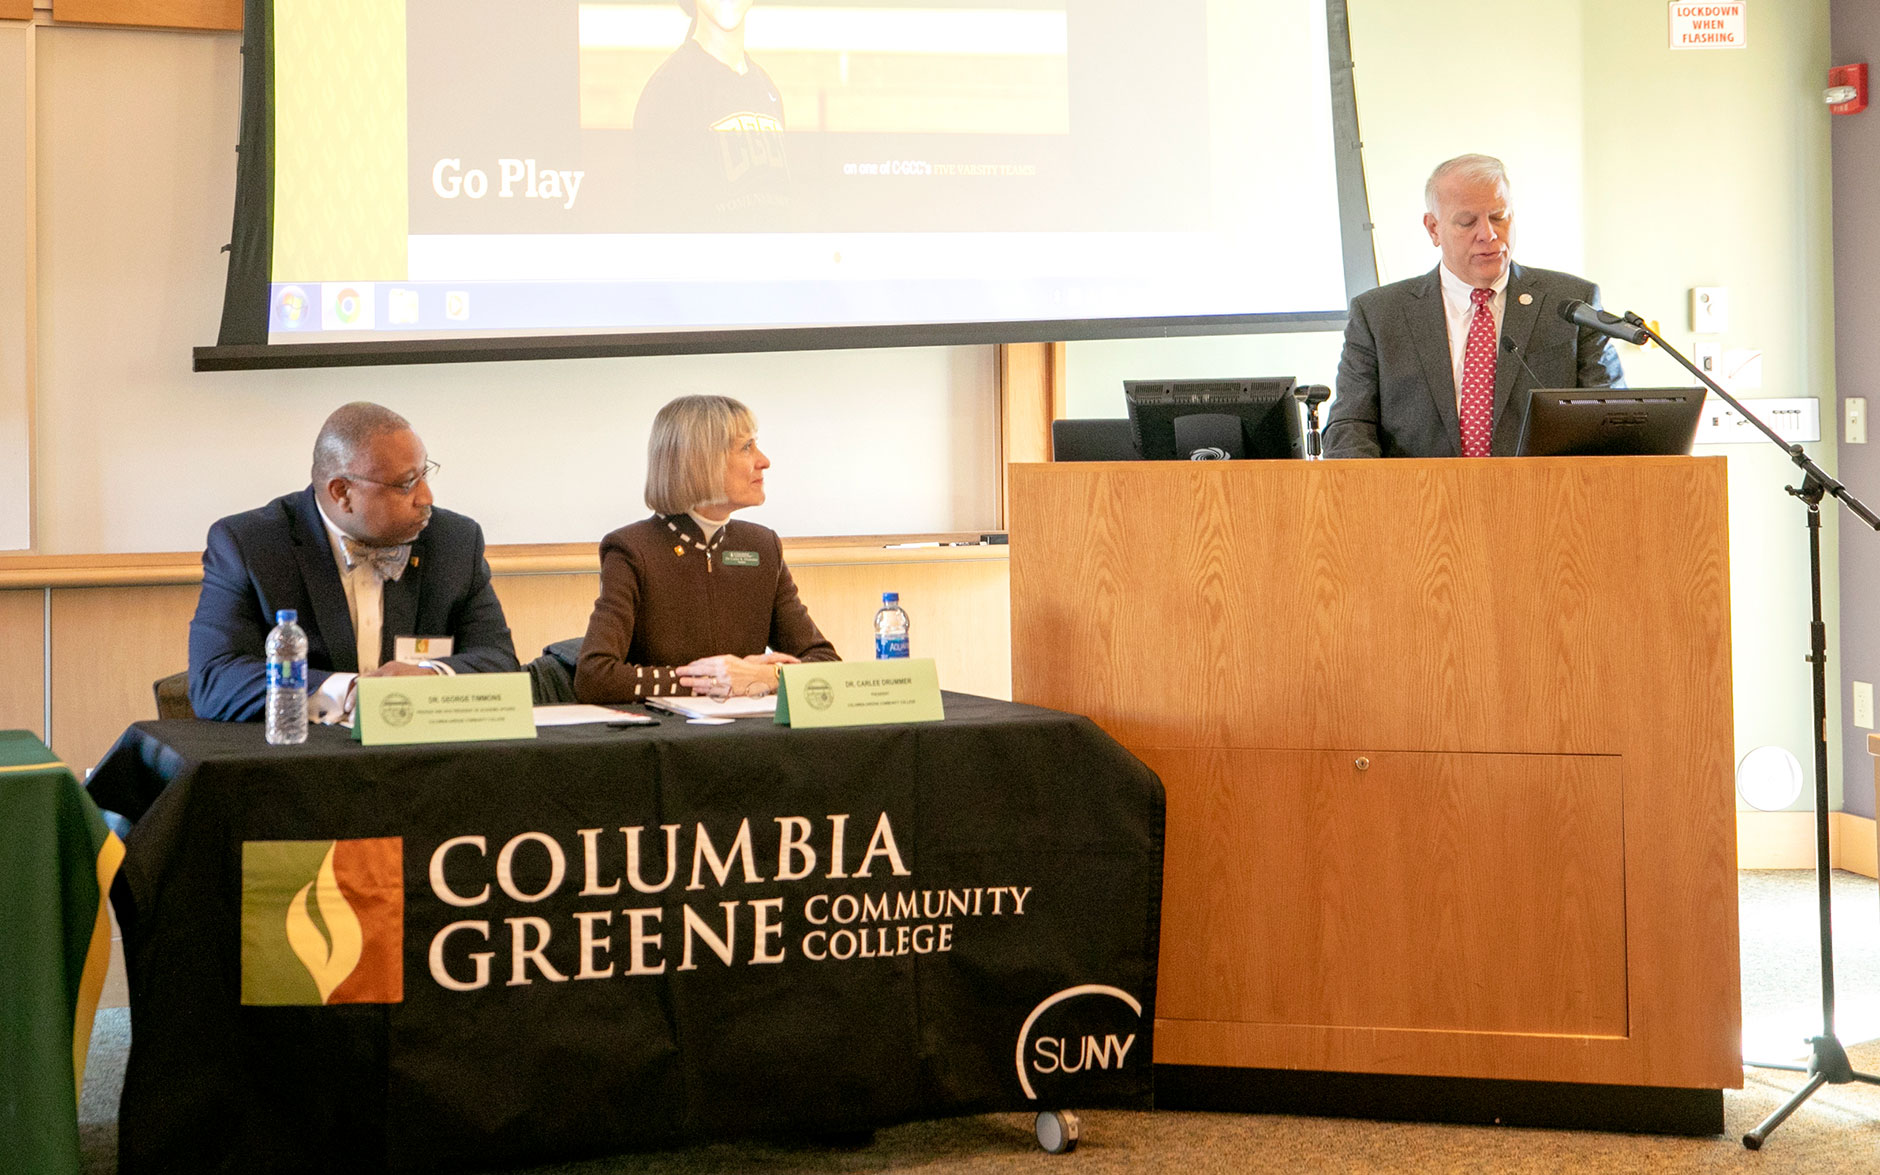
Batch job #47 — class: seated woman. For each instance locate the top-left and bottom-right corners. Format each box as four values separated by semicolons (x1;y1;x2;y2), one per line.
575;394;838;702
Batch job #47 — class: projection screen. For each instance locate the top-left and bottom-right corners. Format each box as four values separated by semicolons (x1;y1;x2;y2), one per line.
198;0;1374;370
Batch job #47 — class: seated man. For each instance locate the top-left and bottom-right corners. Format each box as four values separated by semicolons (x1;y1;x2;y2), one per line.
188;402;518;722
1325;153;1626;458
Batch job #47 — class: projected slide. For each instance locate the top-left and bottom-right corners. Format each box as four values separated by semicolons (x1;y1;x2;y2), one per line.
260;0;1349;342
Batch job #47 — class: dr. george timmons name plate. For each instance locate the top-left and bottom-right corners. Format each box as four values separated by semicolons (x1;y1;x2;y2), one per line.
776;659;944;728
352;672;537;745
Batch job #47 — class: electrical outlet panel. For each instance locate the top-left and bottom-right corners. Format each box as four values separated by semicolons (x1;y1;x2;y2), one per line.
1693;397;1820;445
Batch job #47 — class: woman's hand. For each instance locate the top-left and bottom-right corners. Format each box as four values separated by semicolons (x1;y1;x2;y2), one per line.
677;654;787;699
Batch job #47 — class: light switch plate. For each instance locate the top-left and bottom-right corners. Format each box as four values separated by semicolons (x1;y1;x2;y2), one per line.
1856;681;1874;730
1848;397;1867;445
1692;287;1729;333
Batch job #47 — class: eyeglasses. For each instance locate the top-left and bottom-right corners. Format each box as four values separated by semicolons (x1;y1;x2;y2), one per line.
342;459;440;495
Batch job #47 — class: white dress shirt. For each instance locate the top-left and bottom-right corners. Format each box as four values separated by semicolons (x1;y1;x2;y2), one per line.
309;504;451;723
1438;263;1510;414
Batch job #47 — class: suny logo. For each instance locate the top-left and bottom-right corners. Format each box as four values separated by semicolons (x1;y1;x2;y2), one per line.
1014;984;1142;1099
242;838;404;1006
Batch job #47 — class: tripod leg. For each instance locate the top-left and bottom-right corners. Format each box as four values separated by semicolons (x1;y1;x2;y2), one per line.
1743;1070;1831;1150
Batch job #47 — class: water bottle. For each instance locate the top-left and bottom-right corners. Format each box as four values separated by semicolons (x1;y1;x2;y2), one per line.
874;591;910;659
265;609;309;745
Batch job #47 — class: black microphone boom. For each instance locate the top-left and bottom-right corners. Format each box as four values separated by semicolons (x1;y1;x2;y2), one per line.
1500;336;1543;389
1558;298;1649;345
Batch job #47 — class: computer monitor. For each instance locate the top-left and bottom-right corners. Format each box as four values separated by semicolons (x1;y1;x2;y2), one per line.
1516;388;1705;457
1124;378;1304;461
1051;418;1140;461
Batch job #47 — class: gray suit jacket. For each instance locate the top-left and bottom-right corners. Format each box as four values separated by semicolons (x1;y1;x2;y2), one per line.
1325;263;1627;458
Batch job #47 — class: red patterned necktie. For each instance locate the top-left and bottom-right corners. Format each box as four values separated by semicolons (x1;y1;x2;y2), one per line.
1459;287;1497;457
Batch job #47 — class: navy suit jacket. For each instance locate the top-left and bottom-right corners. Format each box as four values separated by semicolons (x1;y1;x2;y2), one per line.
1325;262;1627;458
187;488;519;721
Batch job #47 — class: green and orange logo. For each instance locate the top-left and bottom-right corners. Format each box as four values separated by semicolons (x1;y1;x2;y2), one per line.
242;838;404;1005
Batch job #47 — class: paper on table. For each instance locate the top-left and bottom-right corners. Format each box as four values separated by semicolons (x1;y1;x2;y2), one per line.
644;695;778;720
533;704;645;726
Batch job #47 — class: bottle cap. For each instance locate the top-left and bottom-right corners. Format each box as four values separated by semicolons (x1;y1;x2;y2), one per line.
882;592;898;604
276;609;297;623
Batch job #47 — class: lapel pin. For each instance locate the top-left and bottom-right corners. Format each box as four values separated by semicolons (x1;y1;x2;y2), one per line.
1518;293;1534;306
674;545;685;557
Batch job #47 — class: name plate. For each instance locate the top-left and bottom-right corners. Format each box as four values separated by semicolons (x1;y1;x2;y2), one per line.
352;672;537;745
775;659;944;728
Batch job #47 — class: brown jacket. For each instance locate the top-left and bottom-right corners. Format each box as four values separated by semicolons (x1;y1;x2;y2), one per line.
573;514;838;702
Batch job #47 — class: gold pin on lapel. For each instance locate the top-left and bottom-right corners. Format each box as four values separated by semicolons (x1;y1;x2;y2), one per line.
411;555;420;567
674;545;685;557
1518;293;1533;306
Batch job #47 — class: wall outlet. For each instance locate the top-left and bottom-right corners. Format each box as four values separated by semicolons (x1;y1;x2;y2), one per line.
1848;397;1867;445
1856;681;1874;730
1694;341;1722;377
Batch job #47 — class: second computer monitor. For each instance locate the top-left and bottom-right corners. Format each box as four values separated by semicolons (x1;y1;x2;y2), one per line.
1124;378;1305;461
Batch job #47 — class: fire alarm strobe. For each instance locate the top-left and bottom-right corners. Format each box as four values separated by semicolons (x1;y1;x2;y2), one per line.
1827;63;1868;115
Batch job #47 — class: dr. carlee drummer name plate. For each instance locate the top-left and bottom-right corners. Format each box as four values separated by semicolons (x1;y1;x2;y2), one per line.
775;659;943;728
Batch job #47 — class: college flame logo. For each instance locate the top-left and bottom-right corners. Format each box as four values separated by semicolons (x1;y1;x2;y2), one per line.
242;838;404;1005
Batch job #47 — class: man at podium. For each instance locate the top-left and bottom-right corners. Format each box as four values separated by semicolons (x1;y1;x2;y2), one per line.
1325;154;1626;459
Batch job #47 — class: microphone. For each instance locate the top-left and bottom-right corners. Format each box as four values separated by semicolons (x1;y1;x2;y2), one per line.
1500;336;1544;388
1558;298;1649;345
1297;384;1332;407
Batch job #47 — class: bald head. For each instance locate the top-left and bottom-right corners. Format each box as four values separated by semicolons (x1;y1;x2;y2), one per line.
311;402;412;483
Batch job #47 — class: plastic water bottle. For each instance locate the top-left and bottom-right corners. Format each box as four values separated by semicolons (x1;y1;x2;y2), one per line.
265;609;309;745
874;592;910;659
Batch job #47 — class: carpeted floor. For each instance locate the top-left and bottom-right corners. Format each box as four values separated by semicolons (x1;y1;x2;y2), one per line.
78;870;1880;1174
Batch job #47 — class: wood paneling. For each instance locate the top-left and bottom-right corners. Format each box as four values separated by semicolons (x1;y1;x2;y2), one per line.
1148;746;1627;1037
491;572;601;665
486;556;1013;701
25;546;1009;772
0;2;31;23
51;0;240;31
1009;457;1740;1091
0;588;44;736
790;554;1010;700
49;583;196;771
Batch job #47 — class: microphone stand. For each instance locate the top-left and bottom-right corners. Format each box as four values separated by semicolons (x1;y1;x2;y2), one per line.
1625;315;1880;1148
1299;384;1331;459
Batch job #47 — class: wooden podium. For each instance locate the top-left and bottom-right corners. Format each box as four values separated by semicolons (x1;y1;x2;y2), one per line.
1010;457;1740;1128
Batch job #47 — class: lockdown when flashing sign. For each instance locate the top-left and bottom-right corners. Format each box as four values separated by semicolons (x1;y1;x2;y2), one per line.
1670;2;1745;50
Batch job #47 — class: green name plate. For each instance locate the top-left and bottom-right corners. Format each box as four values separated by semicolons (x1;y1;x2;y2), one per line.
775;659;944;728
352;671;537;745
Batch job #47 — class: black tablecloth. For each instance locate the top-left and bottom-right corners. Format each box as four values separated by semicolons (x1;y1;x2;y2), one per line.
90;694;1163;1173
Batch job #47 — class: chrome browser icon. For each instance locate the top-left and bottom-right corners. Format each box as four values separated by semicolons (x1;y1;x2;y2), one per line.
321;282;376;330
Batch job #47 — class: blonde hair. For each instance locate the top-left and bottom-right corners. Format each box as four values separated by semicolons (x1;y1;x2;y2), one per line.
644;394;758;515
1424;154;1510;214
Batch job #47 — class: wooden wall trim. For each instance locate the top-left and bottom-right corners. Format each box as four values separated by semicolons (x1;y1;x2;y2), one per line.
0;534;1007;588
996;341;1066;527
50;0;239;32
1735;809;1880;879
0;2;32;22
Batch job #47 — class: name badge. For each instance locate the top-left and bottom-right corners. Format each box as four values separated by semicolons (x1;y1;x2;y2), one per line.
722;550;761;567
775;659;944;728
395;635;454;663
352;672;536;745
